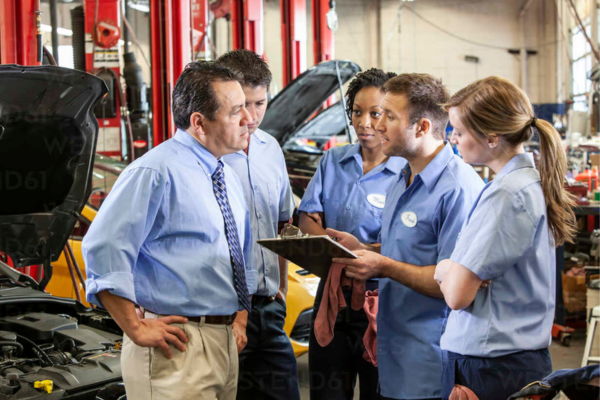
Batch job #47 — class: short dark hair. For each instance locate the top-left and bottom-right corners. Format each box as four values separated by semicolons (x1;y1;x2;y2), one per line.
346;68;397;119
216;49;272;88
383;73;450;140
172;61;242;130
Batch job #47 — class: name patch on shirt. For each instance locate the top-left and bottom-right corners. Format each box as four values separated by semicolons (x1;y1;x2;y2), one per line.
401;211;417;227
367;194;386;209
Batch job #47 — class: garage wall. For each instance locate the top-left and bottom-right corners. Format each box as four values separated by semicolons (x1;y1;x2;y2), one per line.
262;0;562;104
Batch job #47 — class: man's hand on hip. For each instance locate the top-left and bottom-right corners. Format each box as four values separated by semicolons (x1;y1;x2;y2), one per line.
96;291;188;360
232;310;249;354
129;316;189;359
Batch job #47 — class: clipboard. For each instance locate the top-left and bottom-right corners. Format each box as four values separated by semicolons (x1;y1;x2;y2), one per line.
257;235;358;278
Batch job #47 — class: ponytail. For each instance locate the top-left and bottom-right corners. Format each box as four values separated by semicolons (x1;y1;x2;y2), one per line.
535;119;577;245
444;76;577;246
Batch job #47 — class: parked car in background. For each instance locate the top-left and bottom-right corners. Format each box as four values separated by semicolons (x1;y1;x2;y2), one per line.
262;60;361;198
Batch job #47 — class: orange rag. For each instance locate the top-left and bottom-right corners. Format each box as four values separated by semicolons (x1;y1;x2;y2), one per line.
362;289;379;366
314;263;366;347
449;384;479;400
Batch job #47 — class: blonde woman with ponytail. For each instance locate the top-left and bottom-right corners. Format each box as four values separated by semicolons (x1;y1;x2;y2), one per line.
433;76;577;400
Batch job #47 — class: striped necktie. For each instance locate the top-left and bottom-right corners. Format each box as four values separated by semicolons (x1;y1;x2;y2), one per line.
211;160;252;312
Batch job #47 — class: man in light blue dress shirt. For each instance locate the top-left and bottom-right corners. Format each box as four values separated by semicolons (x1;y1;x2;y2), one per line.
332;74;484;399
218;50;300;400
83;62;256;399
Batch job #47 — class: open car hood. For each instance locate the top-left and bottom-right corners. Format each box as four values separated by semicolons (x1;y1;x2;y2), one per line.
0;65;107;270
261;60;360;144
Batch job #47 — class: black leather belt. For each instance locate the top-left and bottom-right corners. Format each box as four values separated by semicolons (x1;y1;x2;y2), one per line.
142;308;237;325
187;313;237;325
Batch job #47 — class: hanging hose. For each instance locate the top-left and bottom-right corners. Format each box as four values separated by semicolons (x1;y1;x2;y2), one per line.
34;0;43;63
70;6;86;71
43;47;57;66
93;67;136;162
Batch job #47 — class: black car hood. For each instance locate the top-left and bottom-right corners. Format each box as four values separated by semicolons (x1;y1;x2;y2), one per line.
0;65;107;268
261;60;360;144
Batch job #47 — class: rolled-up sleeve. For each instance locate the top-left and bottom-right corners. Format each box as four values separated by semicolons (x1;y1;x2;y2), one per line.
451;188;537;281
83;167;167;307
297;151;329;214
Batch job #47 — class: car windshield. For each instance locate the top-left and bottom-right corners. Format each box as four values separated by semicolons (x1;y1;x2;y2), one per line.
89;154;127;210
282;102;349;154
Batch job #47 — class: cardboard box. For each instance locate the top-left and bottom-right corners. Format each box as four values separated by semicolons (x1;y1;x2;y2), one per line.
563;273;587;314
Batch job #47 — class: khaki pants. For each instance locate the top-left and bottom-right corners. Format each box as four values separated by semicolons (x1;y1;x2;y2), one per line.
122;312;238;400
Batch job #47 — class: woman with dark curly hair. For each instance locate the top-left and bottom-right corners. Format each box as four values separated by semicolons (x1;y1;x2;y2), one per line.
298;68;405;400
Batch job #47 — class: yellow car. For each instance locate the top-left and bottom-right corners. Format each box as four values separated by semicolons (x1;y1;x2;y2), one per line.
47;154;318;357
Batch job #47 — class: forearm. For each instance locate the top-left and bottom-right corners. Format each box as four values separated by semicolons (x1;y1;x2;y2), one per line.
298;212;327;236
97;290;141;338
380;259;443;298
439;263;482;310
277;256;288;299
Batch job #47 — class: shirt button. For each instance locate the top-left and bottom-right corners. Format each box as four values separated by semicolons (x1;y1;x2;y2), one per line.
356;181;361;185
346;206;351;210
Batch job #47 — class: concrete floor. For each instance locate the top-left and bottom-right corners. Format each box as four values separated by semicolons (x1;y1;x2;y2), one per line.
296;333;589;399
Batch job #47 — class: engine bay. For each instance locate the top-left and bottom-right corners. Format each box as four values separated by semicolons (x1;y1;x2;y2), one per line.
0;280;123;399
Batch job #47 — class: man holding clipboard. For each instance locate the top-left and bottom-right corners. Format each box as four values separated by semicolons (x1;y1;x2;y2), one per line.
327;74;484;400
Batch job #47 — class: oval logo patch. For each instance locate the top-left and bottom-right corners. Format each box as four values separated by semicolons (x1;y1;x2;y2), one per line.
367;194;386;209
401;211;417;227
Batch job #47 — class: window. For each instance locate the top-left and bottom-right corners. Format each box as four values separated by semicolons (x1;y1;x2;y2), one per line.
571;19;592;112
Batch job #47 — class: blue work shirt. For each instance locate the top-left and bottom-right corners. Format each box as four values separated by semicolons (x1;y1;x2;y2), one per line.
299;143;407;243
223;128;295;297
441;153;555;357
83;129;257;316
378;143;484;399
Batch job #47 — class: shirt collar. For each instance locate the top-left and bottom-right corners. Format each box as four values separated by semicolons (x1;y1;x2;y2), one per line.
339;143;362;164
339;143;406;175
173;129;219;175
494;152;536;181
252;128;269;144
384;156;407;175
412;142;455;192
233;128;269;157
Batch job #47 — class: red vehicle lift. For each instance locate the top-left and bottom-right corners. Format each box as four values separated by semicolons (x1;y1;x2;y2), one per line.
281;0;307;87
150;0;193;145
312;0;335;64
231;0;264;56
0;0;42;66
